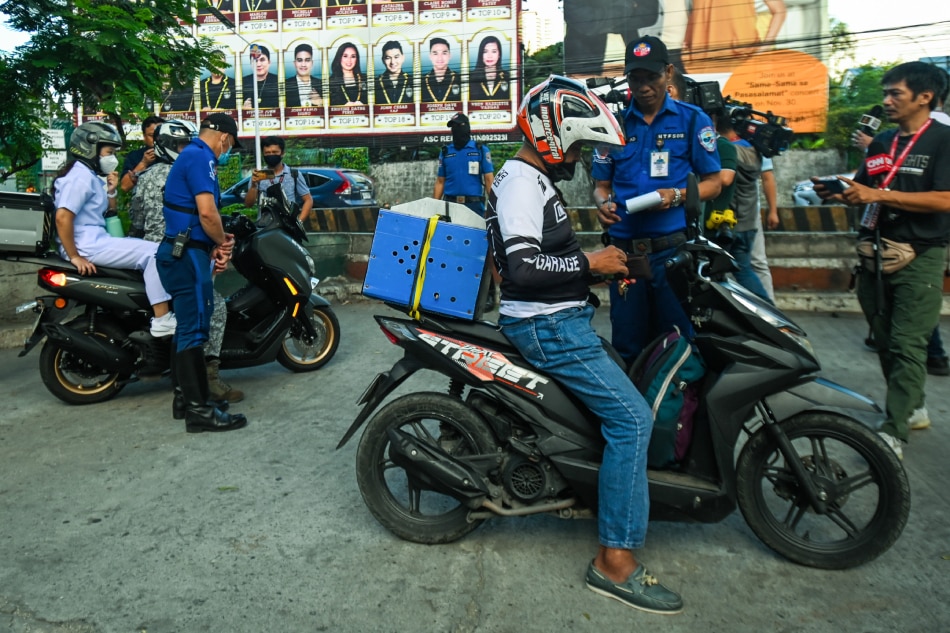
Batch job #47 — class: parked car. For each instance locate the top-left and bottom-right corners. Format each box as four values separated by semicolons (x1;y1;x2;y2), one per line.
220;167;377;209
791;172;855;206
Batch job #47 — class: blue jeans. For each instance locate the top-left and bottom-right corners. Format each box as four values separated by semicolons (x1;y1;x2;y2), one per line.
609;245;695;363
729;229;773;304
156;241;214;352
927;325;946;360
499;304;653;549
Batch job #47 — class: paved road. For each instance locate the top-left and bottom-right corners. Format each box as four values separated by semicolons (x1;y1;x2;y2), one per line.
1;302;948;633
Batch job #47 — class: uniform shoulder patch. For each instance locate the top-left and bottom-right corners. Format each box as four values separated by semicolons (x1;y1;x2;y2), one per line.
698;126;717;152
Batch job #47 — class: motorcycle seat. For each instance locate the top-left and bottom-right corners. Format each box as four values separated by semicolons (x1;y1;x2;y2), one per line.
89;266;144;282
420;314;515;351
11;252;145;282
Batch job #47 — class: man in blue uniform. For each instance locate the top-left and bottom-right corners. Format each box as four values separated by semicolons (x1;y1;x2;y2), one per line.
593;36;721;364
157;113;248;433
433;113;494;216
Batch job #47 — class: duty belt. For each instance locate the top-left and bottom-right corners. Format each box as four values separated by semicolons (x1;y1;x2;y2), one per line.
162;236;213;253
611;232;687;255
445;195;484;204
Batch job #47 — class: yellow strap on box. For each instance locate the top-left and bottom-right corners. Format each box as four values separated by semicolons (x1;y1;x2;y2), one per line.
409;214;442;320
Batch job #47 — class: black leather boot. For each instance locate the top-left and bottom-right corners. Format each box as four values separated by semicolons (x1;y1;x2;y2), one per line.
170;348;229;419
177;346;247;433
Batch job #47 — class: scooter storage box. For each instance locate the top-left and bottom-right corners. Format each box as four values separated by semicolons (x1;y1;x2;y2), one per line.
363;209;489;320
0;192;47;255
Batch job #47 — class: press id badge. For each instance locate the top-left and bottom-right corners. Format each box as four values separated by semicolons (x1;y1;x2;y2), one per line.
468;161;480;175
650;151;669;178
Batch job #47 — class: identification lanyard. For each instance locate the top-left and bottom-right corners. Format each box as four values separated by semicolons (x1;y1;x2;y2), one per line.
880;118;932;189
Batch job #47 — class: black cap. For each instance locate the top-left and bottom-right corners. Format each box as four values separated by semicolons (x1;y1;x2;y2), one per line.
624;36;669;75
200;112;242;148
447;112;469;129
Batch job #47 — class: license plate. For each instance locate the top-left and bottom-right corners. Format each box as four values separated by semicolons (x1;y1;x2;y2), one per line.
361;191;372;200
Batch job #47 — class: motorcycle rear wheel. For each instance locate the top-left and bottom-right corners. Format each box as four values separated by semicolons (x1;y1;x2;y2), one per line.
277;306;340;372
355;392;498;544
38;318;127;405
736;412;910;569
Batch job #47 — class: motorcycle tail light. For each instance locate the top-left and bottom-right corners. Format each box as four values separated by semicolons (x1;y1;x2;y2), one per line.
39;268;68;287
380;325;399;345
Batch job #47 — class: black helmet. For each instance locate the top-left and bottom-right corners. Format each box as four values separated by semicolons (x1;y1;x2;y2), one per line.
154;120;198;164
68;121;123;173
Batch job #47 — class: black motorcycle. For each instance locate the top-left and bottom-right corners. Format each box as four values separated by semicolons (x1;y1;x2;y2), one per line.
10;184;340;405
338;181;909;570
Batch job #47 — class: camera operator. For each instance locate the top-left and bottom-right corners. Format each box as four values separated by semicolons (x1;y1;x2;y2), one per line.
814;61;950;459
593;36;721;364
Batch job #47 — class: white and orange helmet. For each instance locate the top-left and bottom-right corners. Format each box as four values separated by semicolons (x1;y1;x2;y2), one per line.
516;75;625;167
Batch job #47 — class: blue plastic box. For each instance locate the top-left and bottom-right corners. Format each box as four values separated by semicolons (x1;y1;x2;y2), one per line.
363;210;489;320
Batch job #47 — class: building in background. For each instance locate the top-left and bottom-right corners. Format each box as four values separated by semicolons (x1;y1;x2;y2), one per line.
521;0;561;54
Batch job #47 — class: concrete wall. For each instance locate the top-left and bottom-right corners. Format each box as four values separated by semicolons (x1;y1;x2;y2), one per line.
369;152;599;208
367;149;849;209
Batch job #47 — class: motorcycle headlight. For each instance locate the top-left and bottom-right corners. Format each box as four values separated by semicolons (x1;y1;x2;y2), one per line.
724;281;816;358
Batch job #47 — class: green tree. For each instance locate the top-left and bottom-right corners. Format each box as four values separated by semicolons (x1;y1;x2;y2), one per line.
0;0;221;180
523;42;564;90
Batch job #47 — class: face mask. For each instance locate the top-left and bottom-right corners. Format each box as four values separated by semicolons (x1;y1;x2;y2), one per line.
547;161;577;183
263;154;282;168
451;127;471;150
218;141;232;166
98;155;119;175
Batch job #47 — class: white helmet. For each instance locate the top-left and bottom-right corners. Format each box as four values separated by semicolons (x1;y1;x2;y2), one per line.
517;75;625;178
154;120;199;164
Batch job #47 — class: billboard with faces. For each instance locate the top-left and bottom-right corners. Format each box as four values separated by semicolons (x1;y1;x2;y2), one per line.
79;0;522;144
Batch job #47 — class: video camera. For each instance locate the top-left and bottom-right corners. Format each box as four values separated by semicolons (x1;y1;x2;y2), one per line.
586;75;793;158
586;75;724;116
723;98;793;158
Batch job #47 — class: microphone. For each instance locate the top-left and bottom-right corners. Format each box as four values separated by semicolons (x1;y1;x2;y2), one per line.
857;105;884;137
859;140;892;229
864;140;892;183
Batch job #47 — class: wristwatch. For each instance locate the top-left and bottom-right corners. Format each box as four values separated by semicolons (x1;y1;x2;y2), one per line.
671;188;682;206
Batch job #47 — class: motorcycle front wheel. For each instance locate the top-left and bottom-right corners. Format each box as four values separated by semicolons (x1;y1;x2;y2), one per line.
38;317;127;405
355;392;498;544
277;305;340;372
736;412;910;569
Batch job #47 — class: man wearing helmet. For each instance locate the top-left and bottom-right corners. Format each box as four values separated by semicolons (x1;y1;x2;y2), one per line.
141;120;245;405
593;36;721;364
156;113;248;433
52;121;177;338
486;75;683;615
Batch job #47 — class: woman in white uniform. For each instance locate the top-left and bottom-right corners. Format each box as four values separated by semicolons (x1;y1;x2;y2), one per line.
53;121;177;337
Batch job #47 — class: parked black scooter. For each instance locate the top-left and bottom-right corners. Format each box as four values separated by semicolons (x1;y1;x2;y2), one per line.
338;177;909;570
10;184;340;405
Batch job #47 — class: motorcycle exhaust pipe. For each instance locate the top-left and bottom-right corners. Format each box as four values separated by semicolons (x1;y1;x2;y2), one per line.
43;323;137;373
387;428;491;509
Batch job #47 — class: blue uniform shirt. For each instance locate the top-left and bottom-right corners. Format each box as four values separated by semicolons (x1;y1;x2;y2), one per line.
592;96;720;239
162;137;219;244
437;141;493;197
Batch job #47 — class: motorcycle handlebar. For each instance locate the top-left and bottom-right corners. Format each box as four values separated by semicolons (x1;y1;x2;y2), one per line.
665;249;692;271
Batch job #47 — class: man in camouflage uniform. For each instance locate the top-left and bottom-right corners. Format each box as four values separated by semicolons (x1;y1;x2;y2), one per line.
141;120;243;403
